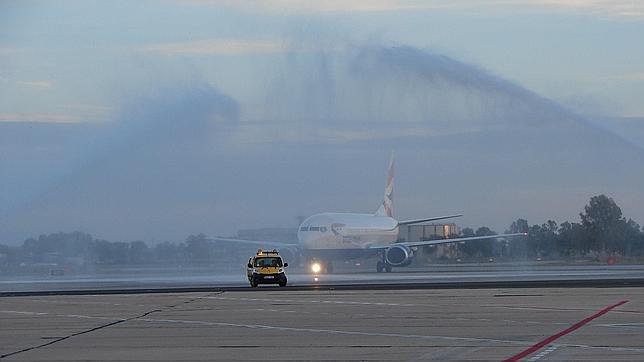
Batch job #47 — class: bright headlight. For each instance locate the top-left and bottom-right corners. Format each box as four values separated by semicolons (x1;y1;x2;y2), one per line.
311;263;321;273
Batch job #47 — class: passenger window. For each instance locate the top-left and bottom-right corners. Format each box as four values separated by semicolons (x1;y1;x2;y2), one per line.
309;226;320;231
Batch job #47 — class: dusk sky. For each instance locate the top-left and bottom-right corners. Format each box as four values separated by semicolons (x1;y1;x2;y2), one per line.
1;1;643;243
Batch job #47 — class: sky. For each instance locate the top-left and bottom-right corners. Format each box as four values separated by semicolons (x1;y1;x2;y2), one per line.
1;0;643;243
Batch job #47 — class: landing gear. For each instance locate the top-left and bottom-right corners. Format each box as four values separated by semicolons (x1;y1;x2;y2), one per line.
310;259;334;274
376;254;393;273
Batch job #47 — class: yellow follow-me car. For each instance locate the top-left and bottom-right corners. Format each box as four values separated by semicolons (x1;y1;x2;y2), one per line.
247;249;289;287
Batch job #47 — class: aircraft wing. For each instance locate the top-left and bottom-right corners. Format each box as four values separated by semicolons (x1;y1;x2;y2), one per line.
368;232;527;249
208;237;298;249
397;214;463;226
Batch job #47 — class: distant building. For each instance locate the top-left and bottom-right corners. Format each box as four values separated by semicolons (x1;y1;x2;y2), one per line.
398;223;459;242
398;223;460;259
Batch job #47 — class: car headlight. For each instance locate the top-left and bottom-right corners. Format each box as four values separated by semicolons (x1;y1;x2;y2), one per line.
252;268;259;273
311;262;321;273
278;268;284;273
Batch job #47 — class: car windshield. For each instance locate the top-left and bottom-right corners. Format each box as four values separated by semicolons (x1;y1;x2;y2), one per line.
254;257;282;267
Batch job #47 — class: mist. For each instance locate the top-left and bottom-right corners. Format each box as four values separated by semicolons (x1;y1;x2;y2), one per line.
1;44;643;246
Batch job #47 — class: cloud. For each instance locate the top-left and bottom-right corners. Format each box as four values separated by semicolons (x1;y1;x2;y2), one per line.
0;47;20;56
618;72;644;82
185;0;644;18
142;39;289;55
62;103;112;113
184;0;471;13
588;72;644;83
0;113;81;123
16;80;55;90
520;0;644;18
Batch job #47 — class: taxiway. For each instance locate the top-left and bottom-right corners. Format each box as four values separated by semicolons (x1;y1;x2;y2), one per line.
1;286;643;360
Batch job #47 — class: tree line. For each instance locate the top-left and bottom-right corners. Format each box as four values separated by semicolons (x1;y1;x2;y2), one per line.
1;194;643;271
0;233;255;271
449;195;644;260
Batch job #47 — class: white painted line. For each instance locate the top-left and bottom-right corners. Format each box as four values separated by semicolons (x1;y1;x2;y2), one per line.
204;295;418;307
595;323;644;330
0;310;49;316
3;309;644;354
527;345;558;361
137;317;531;346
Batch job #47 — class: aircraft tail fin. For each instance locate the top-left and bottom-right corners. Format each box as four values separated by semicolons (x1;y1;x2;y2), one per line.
375;153;394;217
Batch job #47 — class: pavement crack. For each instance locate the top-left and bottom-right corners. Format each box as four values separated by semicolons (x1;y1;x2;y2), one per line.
164;291;224;309
1;291;225;359
0;309;161;360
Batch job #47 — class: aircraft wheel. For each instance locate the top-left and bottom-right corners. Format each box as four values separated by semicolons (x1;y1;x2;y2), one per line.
385;263;392;273
376;261;384;273
278;274;288;287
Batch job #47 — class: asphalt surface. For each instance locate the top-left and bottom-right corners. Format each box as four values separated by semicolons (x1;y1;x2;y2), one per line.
1;286;643;361
2;264;644;295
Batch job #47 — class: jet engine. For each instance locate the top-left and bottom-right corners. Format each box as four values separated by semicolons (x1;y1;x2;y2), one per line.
385;245;414;266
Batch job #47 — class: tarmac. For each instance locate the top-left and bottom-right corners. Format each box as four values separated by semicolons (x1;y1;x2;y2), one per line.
1;285;643;361
3;263;644;293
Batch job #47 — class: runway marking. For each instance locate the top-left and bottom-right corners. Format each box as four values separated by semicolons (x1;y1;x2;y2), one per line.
24;298;126;306
0;309;527;346
204;295;419;307
134;316;644;353
527;345;558;361
0;309;158;359
595;322;644;330
482;305;601;312
3;309;644;354
223;307;571;327
248;307;388;318
502;300;629;362
483;304;644;315
0;310;48;316
407;341;493;361
137;316;531;346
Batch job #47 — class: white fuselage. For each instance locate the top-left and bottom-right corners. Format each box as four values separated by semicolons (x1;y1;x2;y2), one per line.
297;213;399;251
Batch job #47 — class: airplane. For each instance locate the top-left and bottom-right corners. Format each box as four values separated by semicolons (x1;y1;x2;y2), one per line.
212;155;526;273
